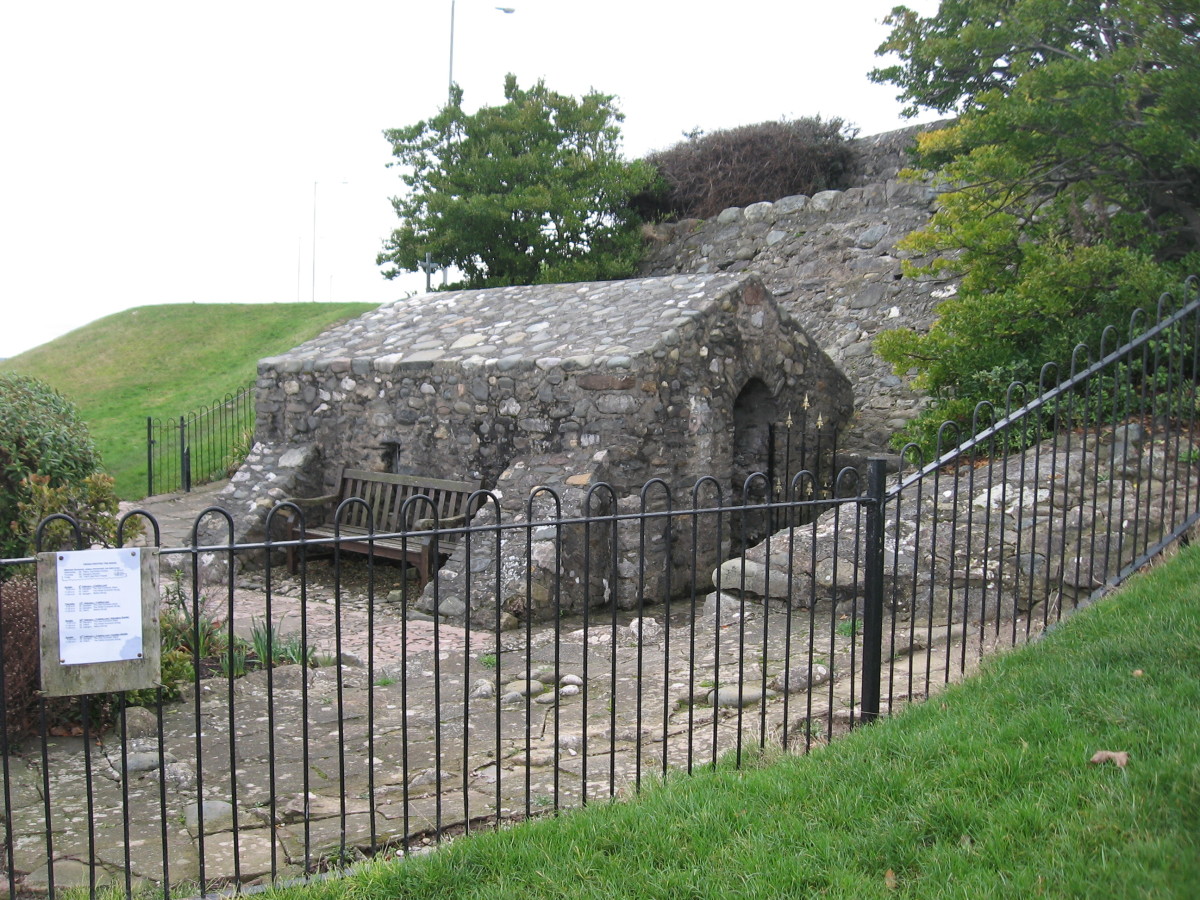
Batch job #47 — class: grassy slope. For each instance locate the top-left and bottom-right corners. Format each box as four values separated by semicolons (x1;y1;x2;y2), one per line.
274;547;1200;900
3;303;378;499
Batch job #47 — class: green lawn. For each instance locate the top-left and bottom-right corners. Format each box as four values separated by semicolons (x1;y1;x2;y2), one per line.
267;545;1200;899
3;302;378;499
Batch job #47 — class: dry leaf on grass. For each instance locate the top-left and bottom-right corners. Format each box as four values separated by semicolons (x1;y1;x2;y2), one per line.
885;869;898;890
1089;750;1130;767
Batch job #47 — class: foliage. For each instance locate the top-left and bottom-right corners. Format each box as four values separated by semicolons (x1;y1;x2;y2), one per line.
0;373;115;563
870;0;1200;452
16;471;138;554
122;648;195;708
878;244;1181;396
222;426;257;479
0;575;40;743
249;616;279;667
377;75;656;289
221;638;250;679
637;117;857;220
4;303;376;499
160;569;226;662
250;616;314;668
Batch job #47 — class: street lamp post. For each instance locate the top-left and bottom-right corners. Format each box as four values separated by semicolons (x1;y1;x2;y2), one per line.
448;1;515;102
311;182;318;303
311;180;348;302
448;0;456;102
418;253;437;294
438;2;516;291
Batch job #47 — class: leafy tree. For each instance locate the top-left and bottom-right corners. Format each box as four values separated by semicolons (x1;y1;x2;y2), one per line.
378;75;656;289
870;0;1200;450
0;372;126;564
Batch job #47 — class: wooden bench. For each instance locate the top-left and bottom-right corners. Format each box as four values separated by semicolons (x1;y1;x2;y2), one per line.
285;468;480;588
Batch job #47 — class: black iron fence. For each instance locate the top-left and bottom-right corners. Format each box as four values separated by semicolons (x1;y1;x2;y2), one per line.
0;279;1196;898
146;386;255;496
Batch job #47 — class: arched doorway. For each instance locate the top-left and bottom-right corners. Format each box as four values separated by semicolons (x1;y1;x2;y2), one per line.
731;378;778;550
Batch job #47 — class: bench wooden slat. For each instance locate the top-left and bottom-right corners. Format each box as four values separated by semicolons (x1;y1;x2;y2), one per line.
286;469;479;588
301;525;438;554
365;479;387;529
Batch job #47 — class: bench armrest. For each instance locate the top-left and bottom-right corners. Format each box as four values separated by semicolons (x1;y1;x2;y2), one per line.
278;493;340;528
282;492;340;508
412;514;467;531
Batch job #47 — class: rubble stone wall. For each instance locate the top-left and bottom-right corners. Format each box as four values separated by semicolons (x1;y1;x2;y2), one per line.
640;121;957;455
233;274;852;617
253;275;849;500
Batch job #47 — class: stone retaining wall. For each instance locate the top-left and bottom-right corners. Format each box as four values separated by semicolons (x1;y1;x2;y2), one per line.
640;121;957;454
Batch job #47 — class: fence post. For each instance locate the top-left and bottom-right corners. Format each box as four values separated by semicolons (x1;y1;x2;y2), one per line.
767;422;777;531
146;417;154;497
179;416;191;493
860;457;887;722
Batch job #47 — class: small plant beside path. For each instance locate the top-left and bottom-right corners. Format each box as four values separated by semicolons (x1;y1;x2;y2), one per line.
122;571;321;708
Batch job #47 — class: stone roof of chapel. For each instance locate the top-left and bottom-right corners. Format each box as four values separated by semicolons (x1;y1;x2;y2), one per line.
266;274;758;372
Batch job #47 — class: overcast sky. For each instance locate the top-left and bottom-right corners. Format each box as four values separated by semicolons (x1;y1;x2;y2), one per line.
0;0;940;359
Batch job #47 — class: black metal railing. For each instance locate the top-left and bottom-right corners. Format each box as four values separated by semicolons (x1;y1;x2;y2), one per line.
878;277;1200;714
146;385;255;496
768;398;840;505
0;277;1195;898
763;408;840;535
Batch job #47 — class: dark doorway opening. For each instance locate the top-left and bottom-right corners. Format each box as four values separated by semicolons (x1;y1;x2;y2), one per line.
731;378;778;551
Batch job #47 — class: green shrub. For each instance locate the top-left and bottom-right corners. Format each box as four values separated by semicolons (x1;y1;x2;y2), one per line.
637;118;856;220
0;373;117;562
220;638;250;679
876;243;1197;457
122;647;195;708
15;471;133;554
160;568;225;660
378;76;654;290
220;426;256;479
249;616;313;668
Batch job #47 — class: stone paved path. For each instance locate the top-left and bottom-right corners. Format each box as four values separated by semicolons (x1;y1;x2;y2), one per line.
120;480;232;550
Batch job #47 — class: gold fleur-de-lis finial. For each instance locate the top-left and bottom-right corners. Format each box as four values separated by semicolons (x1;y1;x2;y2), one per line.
785;412;794;429
802;393;811;411
816;412;824;430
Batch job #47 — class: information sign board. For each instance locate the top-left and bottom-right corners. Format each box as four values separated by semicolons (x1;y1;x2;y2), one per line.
38;548;161;697
56;548;144;665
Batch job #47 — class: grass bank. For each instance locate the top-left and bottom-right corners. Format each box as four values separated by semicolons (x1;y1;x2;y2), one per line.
3;302;377;499
271;545;1200;899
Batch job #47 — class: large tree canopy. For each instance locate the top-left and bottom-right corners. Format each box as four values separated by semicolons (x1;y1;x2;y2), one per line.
377;75;656;289
871;0;1200;450
873;1;1200;115
873;0;1200;261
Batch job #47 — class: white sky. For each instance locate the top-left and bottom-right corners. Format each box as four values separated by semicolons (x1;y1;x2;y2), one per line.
0;0;940;359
